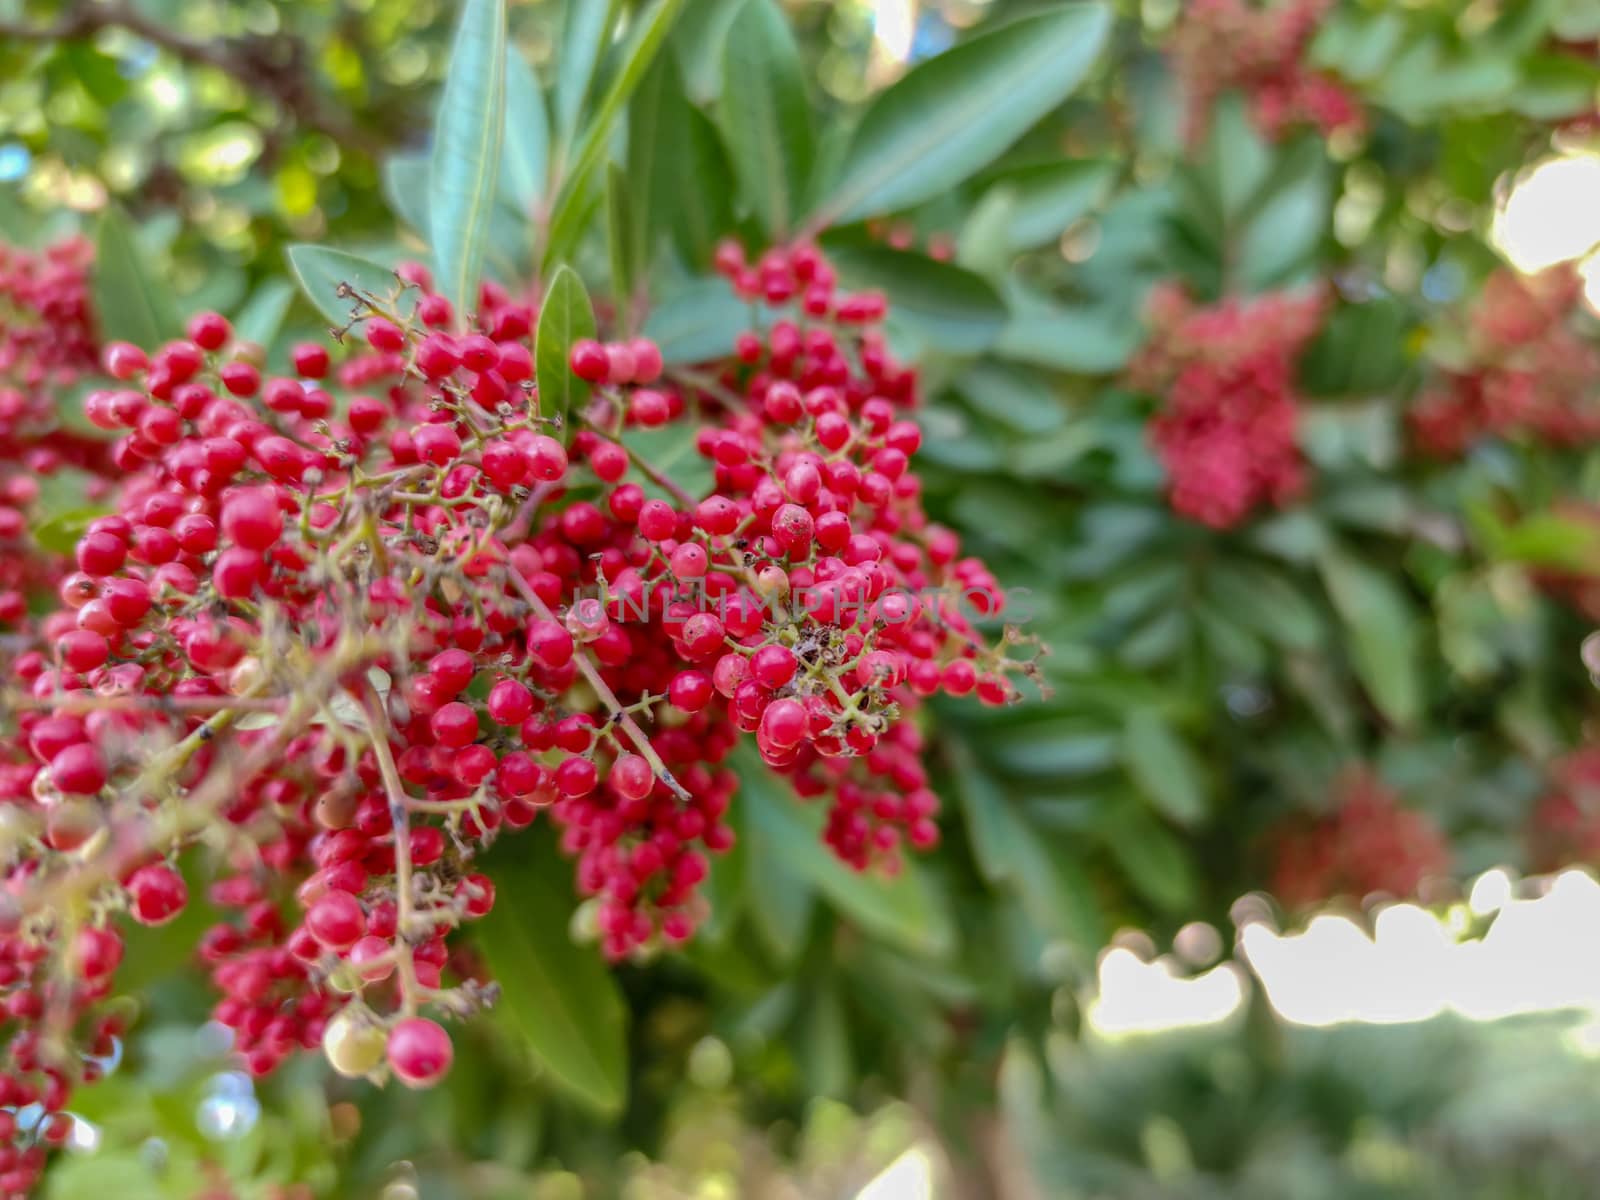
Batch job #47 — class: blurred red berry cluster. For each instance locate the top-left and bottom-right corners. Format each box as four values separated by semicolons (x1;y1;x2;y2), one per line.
1268;768;1452;909
1411;266;1600;457
1169;0;1364;145
1132;283;1324;529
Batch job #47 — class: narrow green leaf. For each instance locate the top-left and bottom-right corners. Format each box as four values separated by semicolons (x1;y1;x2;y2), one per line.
501;49;549;212
474;832;628;1115
605;162;636;328
1099;805;1198;914
231;279;295;351
641;275;752;364
814;4;1111;225
544;0;687;271
979;158;1117;251
430;0;507;318
630;53;736;268
534;265;598;437
384;153;432;234
285;245;401;327
1120;709;1207;826
717;0;814;237
828;246;1007;355
1319;546;1424;727
554;0;623;149
744;813;816;963
734;747;954;958
671;0;746;103
92;207;180;348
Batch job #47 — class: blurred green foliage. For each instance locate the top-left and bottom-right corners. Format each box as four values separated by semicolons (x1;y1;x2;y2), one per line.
14;0;1600;1194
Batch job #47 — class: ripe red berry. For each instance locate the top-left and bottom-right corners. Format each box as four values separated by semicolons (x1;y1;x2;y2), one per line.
430;701;479;749
306;891;365;950
668;670;713;713
759;698;807;748
220;487;283;551
51;744;106;795
126;863;188;926
750;645;797;690
527;620;574;670
569;339;609;382
487;679;533;726
187;311;231;351
387;1017;453;1087
611;754;654;801
292;342;330;378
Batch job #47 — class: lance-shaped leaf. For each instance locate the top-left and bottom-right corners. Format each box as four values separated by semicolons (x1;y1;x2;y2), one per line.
813;3;1110;226
430;0;507;318
92;207;180;348
717;0;814;237
534;265;598;438
285;246;400;327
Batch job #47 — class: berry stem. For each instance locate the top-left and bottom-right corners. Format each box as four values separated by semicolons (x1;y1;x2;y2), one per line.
505;565;693;803
360;687;424;1016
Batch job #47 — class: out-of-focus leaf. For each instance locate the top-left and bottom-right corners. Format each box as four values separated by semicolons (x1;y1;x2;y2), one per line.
384;153;432;234
605;162;637;323
231;279;295;351
554;0;623;149
978;159;1118;250
717;0;813;237
1239;138;1329;289
474;833;628;1115
735;748;953;958
619;423;716;502
1320;546;1424;727
1120;709;1208;826
534;265;597;437
545;0;687;270
93;207;180;348
830;246;1007;354
1099;804;1198;914
501;49;549;212
956;362;1067;436
285;245;400;327
814;4;1111;224
631;53;736;269
429;0;507;318
641;275;752;363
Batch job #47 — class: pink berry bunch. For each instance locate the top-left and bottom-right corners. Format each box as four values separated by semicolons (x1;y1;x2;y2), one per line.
1169;0;1364;146
1410;266;1600;457
1131;283;1324;529
0;237;115;630
1527;749;1600;871
0;237;1026;1152
1267;768;1452;909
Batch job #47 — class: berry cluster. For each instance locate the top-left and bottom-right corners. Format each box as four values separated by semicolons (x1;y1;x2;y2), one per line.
0;237;113;632
1411;267;1600;457
1267;768;1452;909
1527;749;1600;871
0;239;1026;1169
1168;0;1364;145
1132;284;1324;529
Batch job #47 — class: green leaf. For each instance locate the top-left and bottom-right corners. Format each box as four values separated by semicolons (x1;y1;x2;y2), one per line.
717;0;814;238
734;747;953;957
1099;805;1198;914
32;507;110;555
672;0;748;103
231;279;295;351
1207;561;1323;650
544;0;687;270
285;245;401;327
630;53;735;270
957;184;1017;278
430;0;507;319
814;4;1111;225
92;207;180;348
997;298;1140;374
474;832;628;1115
1120;709;1207;826
501;49;549;211
554;0;623;149
534;265;597;437
1238;139;1329;290
1319;546;1424;728
641;275;752;364
829;246;1007;355
956;362;1066;436
980;159;1117;251
383;153;432;234
744;815;816;963
618;423;716;502
605;162;637;326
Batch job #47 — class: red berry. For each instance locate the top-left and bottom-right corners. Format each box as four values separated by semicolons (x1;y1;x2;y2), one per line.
387;1017;453;1087
569;339;609;382
306;891;365;950
611;754;654;801
126;863;188;926
220;487;283;551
